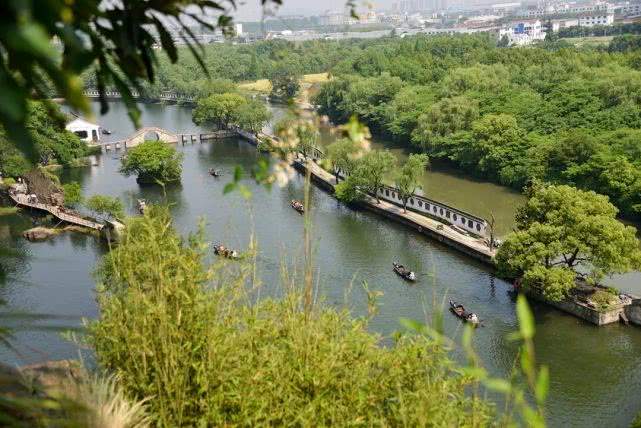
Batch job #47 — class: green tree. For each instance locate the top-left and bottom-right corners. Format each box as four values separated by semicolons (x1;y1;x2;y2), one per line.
234;99;272;134
192;93;247;130
325;138;361;183
352;150;397;203
85;195;124;222
411;96;479;155
274;116;319;159
0;0;263;159
269;66;301;99
496;183;641;301
62;182;83;207
395;154;429;212
120;141;183;184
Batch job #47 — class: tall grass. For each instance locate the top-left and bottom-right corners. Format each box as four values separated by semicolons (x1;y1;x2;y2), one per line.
89;206;494;426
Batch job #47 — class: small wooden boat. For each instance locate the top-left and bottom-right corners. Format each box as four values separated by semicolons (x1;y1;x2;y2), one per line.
291;200;304;214
213;244;239;259
137;199;147;214
208;168;222;177
449;300;479;325
393;262;416;282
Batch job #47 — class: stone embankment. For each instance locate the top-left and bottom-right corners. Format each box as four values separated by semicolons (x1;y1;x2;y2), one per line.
292;158;496;265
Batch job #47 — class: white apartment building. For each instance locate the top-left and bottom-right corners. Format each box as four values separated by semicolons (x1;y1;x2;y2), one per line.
551;17;580;30
521;2;614;17
577;12;615;25
319;11;346;26
499;19;545;45
616;2;641;16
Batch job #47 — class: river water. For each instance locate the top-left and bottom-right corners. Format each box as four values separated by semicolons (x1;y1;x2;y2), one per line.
1;101;640;427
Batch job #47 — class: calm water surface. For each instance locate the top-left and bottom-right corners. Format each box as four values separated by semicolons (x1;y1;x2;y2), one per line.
1;102;640;427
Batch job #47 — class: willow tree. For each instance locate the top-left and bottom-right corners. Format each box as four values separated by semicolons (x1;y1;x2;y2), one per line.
496;183;641;301
395;154;429;212
352;150;397;204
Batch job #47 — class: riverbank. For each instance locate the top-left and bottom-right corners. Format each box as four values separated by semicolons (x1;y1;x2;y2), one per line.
5;101;641;426
292;158;496;265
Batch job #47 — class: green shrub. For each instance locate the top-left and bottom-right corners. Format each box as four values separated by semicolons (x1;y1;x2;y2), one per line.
334;179;362;203
119;140;183;184
89;208;494;427
62;182;83;207
590;289;618;311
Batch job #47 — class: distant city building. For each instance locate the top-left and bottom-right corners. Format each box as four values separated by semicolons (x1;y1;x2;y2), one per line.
499;19;545;45
397;0;448;13
520;1;614;17
359;10;380;24
234;23;243;36
577;11;615;25
550;17;580;30
319;11;346;26
491;2;522;14
616;1;641;16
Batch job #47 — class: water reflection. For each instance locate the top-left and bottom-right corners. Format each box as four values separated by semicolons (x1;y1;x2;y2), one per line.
0;101;639;427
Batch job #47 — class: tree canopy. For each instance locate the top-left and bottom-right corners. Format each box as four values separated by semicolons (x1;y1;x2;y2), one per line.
120;141;183;184
1;0;283;159
192;93;270;133
350;150;397;203
85;195;124;222
309;33;641;218
395;154;429;212
496;183;641;301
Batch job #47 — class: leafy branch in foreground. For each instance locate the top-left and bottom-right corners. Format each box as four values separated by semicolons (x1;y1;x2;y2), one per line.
0;0;283;159
89;207;494;426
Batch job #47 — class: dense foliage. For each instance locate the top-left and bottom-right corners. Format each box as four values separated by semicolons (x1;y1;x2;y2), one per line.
0;0;269;159
557;23;641;39
85;195;124;221
89;207;494;426
120;140;183;184
192;93;271;133
396;153;430;212
496;183;641;301
0;102;87;177
310;34;641;218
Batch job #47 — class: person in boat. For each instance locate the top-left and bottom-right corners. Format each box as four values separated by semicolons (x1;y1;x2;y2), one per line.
466;313;479;324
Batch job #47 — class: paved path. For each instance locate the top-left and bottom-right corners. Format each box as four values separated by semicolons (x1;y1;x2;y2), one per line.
300;159;496;261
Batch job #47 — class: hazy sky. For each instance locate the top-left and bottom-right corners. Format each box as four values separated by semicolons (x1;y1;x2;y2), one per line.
233;0;392;21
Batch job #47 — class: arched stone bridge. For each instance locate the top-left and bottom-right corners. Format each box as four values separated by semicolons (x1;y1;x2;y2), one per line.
96;127;240;151
126;127;179;147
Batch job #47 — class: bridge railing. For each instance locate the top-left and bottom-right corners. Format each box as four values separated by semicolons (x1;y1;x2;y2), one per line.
83;89;195;102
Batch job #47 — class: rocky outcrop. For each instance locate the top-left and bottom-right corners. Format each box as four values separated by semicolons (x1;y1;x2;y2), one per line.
23;227;61;241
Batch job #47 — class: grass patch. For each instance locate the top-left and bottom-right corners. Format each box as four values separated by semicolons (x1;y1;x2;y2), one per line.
0;206;18;216
589;289;620;312
301;72;330;84
563;36;614;47
238;78;271;93
89;207;494;426
239;73;331;94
